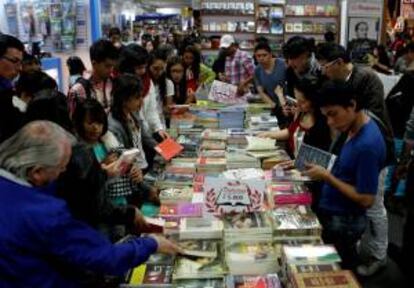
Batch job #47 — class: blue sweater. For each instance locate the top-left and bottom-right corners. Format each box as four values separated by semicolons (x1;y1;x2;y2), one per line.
0;172;158;287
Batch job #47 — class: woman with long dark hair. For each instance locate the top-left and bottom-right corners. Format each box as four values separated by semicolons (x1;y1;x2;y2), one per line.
182;45;215;94
166;56;194;104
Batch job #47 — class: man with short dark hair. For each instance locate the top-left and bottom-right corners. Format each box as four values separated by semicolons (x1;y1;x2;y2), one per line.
305;81;386;270
317;42;391;276
68;39;119;115
254;42;287;124
282;36;319;98
0;34;25;143
316;43;390;129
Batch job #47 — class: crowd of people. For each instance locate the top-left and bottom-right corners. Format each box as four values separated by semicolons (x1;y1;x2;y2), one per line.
1;26;414;287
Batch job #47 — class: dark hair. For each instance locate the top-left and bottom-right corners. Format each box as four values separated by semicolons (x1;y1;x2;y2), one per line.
355;21;368;32
406;42;414;53
119;44;149;74
15;71;57;98
148;49;168;105
25;89;73;133
183;45;201;82
73;98;108;141
283;36;315;59
324;31;335;43
66;56;86;76
255;42;272;54
0;34;24;57
318;80;361;111
316;43;350;63
108;27;121;38
167;56;187;104
111;74;142;147
89;39;118;63
293;76;320;104
255;36;269;45
22;52;40;65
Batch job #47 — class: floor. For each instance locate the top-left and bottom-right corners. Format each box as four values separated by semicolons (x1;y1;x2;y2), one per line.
359;257;408;288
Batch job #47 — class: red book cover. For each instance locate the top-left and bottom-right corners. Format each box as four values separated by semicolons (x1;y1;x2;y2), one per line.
155;138;184;161
292;271;361;288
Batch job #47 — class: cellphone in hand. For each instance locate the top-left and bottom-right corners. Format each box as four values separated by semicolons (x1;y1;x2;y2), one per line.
116;148;140;175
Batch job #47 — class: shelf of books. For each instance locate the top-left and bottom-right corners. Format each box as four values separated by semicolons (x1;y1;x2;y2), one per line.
284;0;340;43
200;0;257;54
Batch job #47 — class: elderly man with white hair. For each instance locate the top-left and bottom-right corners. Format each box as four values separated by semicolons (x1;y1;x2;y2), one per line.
0;121;180;288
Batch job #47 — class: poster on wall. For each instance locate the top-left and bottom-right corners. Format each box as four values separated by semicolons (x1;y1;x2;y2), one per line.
348;17;380;42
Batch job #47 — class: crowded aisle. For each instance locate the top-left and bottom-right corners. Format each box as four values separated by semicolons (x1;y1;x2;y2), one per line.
0;1;413;287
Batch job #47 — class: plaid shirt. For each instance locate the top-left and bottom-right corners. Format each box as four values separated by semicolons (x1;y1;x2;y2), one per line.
225;49;255;85
67;76;113;116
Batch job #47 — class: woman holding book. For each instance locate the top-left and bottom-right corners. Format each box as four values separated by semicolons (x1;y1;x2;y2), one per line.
258;76;332;158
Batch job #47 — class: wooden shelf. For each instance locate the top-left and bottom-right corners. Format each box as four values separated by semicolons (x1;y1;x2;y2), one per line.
201;13;255;17
201;31;255;34
285;15;339;18
285;32;327;35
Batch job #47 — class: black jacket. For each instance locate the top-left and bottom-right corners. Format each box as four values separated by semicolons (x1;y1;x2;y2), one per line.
0;85;24;143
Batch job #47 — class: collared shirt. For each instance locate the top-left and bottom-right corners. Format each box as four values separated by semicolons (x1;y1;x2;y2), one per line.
225;49;255;85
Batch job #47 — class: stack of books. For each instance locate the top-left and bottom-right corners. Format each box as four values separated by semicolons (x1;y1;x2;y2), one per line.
218;107;245;129
123;253;175;288
159;203;203;220
222;168;265;180
248;114;278;132
290;270;361;288
179;217;224;240
226;151;261;169
200;139;227;151
269;206;322;240
201;129;228;141
159;187;194;204
173;278;225;288
177;134;201;154
281;245;342;283
267;183;312;207
192;109;220;129
225;241;278;275
196;157;227;174
170;112;197;129
265;167;311;182
173;240;226;280
223;212;273;243
226;274;282;288
157;172;193;189
227;128;248;148
199;150;227;158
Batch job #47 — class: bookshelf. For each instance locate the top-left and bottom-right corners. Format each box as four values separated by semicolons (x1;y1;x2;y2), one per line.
284;0;340;43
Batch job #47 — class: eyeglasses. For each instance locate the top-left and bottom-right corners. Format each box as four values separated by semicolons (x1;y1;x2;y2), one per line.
1;55;23;65
320;58;339;70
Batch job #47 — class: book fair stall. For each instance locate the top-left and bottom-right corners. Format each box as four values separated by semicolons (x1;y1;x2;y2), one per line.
119;81;363;288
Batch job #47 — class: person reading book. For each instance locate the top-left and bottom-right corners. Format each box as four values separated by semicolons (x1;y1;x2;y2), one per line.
303;81;386;270
73;99;160;240
0;121;181;287
258;76;331;158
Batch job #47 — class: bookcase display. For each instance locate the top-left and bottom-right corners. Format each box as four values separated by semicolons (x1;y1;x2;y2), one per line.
200;0;257;53
284;0;340;43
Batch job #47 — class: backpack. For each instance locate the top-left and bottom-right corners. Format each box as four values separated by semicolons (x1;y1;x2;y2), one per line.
367;110;396;167
75;77;94;100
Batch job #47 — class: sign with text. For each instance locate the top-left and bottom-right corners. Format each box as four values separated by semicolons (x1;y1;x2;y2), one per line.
207;80;247;104
203;176;266;216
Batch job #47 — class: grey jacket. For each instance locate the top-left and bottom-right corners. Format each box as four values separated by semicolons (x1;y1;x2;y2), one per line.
108;113;156;169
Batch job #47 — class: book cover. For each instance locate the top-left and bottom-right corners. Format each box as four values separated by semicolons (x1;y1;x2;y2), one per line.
283;245;341;264
227;274;282;288
173;278;224;288
208;80;247;104
155;138;184;161
285;23;294;32
293;23;303;33
304;5;316;16
179;240;218;258
291;270;361;288
160;187;193;203
288;263;340;274
294;143;337;172
159;203;203;218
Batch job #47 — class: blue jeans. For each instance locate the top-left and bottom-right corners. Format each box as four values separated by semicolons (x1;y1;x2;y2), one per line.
318;212;367;270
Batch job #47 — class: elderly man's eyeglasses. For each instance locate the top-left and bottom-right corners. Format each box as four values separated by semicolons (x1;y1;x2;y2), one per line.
1;55;23;65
